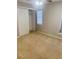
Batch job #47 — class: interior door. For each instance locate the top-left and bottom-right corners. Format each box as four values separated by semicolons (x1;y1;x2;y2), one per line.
17;7;29;36
29;9;36;31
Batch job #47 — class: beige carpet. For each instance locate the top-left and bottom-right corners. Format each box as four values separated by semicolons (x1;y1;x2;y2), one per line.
17;32;62;59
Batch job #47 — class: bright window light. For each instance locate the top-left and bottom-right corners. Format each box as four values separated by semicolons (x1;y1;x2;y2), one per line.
37;9;43;25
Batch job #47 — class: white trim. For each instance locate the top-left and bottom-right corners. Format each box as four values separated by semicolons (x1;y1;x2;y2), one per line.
37;31;62;40
17;5;35;10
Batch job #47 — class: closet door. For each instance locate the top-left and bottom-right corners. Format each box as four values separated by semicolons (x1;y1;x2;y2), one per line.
29;10;36;31
17;7;29;36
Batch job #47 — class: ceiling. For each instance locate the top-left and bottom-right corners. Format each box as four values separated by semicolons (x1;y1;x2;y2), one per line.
17;0;62;9
18;0;33;4
17;0;62;4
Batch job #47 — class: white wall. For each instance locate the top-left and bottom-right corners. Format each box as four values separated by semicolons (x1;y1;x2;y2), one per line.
38;2;62;34
17;7;29;36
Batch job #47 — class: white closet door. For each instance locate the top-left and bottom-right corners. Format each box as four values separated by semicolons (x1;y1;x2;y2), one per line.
17;8;29;36
29;10;36;31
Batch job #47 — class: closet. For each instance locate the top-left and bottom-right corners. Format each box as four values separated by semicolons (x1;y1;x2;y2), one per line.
17;6;36;37
17;7;29;36
29;9;36;32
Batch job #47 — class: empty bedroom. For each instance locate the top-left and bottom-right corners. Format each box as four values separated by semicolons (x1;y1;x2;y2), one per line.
17;0;62;59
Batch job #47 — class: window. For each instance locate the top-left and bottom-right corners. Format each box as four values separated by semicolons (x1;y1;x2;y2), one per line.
36;9;43;25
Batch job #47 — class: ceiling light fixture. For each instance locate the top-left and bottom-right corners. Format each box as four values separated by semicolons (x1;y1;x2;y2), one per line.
35;1;43;6
39;2;43;5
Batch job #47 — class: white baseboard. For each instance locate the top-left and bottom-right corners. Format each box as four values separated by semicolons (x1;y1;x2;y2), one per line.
17;34;28;39
17;31;62;40
37;31;62;40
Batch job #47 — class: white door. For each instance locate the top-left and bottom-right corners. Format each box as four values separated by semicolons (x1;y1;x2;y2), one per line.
29;10;36;31
17;7;29;36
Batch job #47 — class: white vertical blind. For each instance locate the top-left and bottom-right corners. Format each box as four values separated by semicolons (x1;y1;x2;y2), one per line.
37;9;43;25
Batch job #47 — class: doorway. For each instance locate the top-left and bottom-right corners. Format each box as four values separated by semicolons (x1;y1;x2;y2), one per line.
29;9;36;32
